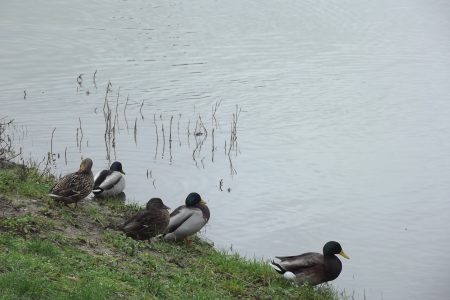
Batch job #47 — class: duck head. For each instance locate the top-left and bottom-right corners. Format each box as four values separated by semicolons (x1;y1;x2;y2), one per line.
110;161;125;174
185;192;206;206
79;158;93;173
146;198;170;210
323;241;349;259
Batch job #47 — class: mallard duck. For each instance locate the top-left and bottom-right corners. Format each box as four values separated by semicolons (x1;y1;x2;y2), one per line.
93;161;126;197
270;241;349;286
121;198;170;240
163;192;210;243
48;158;94;206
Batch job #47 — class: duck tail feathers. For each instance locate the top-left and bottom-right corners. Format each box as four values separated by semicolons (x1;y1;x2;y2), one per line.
92;188;103;195
270;260;285;274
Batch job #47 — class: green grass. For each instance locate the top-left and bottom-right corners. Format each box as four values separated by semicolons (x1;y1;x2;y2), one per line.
0;163;343;299
0;214;56;234
0;234;123;299
0;164;54;200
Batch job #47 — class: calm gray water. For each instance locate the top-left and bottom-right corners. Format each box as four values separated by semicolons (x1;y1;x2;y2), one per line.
1;0;450;299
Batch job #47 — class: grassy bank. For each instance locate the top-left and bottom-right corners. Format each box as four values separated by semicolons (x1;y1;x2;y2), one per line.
0;163;341;299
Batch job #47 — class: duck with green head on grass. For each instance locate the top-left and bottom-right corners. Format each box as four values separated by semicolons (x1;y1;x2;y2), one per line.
164;192;210;245
93;161;126;198
270;241;349;285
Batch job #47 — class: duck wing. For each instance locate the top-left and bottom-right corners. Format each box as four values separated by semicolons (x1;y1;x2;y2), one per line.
122;210;148;232
50;172;83;197
275;252;323;273
94;170;122;190
167;206;207;240
122;209;169;239
124;209;168;229
166;206;193;233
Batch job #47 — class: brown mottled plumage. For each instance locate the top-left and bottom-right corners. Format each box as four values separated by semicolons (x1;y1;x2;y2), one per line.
121;198;170;240
270;241;349;286
48;158;94;206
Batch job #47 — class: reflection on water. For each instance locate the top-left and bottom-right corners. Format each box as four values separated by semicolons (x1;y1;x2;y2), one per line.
2;0;450;299
93;80;242;180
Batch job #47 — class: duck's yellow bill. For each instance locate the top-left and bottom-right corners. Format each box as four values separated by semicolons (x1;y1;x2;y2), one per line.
339;250;350;259
200;199;207;204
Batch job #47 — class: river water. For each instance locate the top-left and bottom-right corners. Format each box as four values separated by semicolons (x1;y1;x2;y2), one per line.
1;0;450;299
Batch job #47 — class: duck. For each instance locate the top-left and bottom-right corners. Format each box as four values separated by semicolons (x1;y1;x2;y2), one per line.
270;241;349;286
163;192;210;244
121;198;170;240
92;161;126;198
48;158;94;207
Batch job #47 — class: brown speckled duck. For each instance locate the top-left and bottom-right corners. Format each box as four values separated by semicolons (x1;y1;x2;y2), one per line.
270;241;349;286
163;192;210;244
48;158;94;207
121;198;170;240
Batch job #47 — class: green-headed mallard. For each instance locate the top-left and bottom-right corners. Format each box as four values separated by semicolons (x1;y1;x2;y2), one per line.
270;241;349;285
93;161;126;197
163;192;210;243
48;158;94;206
121;198;170;240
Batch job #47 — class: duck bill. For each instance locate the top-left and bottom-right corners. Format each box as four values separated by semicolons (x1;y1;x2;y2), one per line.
200;199;207;204
339;250;350;259
121;170;126;175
